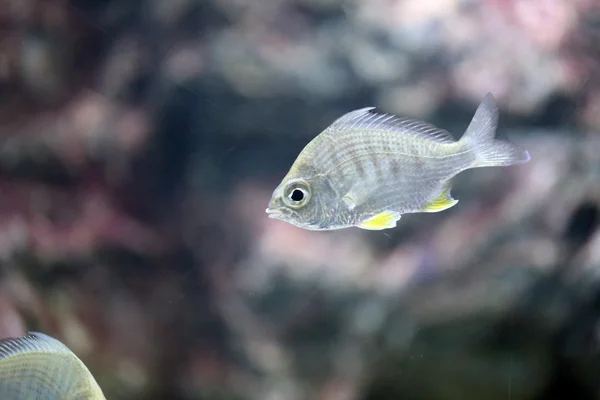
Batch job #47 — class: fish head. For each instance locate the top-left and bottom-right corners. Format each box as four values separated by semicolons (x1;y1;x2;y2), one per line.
266;165;339;231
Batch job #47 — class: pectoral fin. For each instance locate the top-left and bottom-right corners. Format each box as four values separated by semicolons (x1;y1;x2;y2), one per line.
342;186;373;211
421;185;458;213
358;210;402;230
342;193;357;210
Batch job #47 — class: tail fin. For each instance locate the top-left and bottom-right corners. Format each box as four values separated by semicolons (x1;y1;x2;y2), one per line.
460;93;530;167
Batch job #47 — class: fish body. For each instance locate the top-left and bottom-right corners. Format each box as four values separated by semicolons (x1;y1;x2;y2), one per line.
0;331;106;400
266;93;530;231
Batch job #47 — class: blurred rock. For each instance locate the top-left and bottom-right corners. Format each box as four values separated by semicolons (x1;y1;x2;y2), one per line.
0;0;597;399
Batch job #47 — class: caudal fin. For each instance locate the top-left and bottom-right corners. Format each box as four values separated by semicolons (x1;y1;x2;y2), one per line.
460;93;530;167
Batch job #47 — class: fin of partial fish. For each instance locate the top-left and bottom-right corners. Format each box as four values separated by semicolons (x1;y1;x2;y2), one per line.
0;332;107;399
0;331;72;360
421;184;459;213
358;210;402;230
460;93;531;167
327;107;456;144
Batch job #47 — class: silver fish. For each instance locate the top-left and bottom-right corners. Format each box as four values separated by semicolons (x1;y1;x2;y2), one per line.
266;93;530;231
0;331;106;399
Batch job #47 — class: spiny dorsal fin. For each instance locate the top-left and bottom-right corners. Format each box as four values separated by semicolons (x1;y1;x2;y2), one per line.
0;331;71;360
327;107;456;144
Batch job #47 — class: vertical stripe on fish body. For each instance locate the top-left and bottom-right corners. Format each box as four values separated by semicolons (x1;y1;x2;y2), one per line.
0;332;106;400
266;93;530;231
300;111;471;214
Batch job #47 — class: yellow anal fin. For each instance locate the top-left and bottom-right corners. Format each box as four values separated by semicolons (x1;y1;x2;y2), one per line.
358;210;401;230
421;187;458;213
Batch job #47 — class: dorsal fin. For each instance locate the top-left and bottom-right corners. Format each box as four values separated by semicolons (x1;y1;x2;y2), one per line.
327;107;456;144
0;331;71;360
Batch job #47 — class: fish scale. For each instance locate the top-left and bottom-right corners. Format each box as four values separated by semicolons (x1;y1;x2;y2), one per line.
324;134;461;192
267;93;530;231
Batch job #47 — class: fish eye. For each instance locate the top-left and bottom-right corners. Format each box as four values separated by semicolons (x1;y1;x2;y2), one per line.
283;182;311;208
290;189;304;202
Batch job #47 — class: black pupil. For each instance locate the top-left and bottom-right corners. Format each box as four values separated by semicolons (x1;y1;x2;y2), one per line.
290;189;304;202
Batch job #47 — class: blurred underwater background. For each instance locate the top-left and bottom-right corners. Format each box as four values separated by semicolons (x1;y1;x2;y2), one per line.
0;0;600;399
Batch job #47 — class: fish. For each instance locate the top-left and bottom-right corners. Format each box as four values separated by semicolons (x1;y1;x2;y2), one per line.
0;331;106;399
266;93;530;231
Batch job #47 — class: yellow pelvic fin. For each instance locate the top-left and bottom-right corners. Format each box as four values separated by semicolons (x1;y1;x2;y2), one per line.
358;210;401;230
421;186;458;213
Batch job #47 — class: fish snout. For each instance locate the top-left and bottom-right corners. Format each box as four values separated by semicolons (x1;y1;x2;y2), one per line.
265;201;292;220
265;207;281;219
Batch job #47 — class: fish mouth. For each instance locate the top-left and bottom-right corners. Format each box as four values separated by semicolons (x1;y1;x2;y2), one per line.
265;207;285;219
